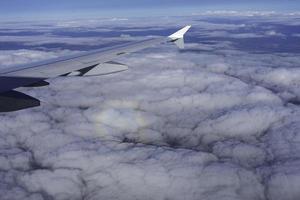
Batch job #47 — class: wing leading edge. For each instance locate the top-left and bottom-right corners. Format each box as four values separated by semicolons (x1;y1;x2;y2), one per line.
0;25;191;112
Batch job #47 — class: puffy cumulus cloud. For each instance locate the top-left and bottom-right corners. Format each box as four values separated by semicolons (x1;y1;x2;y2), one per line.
205;55;300;104
193;106;285;145
0;50;76;68
1;15;300;200
212;140;267;168
1;141;265;200
264;159;300;200
264;30;285;37
263;107;300;161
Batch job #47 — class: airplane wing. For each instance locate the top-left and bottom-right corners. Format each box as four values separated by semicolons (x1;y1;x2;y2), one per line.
0;25;191;112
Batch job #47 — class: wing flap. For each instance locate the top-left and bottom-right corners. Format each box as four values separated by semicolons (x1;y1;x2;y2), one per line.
83;62;128;76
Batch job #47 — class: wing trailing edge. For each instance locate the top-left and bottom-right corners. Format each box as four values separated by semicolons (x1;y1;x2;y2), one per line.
0;90;40;112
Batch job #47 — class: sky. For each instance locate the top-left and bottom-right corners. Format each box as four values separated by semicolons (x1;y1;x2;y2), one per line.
1;0;300;20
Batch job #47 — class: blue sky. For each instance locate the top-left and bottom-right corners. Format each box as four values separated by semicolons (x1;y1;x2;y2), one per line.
1;0;300;20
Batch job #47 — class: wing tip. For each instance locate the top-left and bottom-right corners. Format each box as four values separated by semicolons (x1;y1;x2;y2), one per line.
168;25;192;40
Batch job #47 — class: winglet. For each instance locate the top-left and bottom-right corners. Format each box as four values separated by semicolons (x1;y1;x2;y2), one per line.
169;25;192;40
168;25;191;49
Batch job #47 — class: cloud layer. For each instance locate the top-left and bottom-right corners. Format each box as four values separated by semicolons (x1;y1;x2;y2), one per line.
1;14;300;200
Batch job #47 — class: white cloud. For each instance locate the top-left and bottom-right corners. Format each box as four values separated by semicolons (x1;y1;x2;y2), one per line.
293;34;300;37
1;15;300;200
0;50;75;68
265;30;285;37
